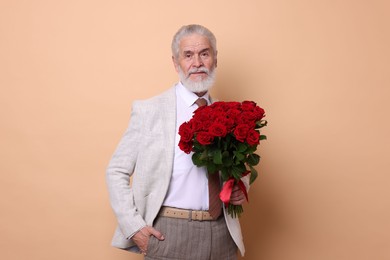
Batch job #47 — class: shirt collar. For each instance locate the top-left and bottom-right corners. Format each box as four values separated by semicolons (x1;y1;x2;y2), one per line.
176;82;210;107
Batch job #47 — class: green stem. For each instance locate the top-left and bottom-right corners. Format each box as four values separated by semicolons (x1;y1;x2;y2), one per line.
227;204;244;218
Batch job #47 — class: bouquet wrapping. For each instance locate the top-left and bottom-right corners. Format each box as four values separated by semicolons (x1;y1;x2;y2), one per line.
178;100;267;217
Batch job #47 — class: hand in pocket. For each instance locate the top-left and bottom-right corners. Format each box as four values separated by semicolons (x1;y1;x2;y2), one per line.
132;226;165;255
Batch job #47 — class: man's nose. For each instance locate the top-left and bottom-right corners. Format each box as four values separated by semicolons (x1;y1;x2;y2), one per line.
192;55;203;67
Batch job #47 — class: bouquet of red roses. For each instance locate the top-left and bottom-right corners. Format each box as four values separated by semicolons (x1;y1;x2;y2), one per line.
178;100;267;217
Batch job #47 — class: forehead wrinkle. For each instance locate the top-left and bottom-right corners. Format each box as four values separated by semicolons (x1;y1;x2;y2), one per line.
180;35;212;52
183;46;210;53
181;44;211;54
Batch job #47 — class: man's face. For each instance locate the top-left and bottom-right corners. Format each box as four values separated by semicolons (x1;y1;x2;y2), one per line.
173;33;217;93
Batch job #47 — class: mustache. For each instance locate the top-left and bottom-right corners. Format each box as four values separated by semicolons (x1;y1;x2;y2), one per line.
187;67;209;77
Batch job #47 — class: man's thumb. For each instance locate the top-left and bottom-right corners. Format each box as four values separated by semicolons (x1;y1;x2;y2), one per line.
147;226;165;240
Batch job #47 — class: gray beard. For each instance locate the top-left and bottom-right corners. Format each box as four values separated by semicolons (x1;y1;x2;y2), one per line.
178;67;216;94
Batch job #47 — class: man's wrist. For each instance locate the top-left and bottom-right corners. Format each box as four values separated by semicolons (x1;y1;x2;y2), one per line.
127;225;147;240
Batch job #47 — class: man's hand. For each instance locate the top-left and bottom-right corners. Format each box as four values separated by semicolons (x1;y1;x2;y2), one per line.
229;184;247;205
132;226;165;255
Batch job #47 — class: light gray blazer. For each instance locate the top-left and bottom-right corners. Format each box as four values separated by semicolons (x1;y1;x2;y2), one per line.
106;86;246;256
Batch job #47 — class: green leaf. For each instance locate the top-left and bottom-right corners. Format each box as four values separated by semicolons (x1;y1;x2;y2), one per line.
222;159;233;167
222;152;233;167
232;164;246;180
200;150;209;161
249;165;258;184
207;163;217;173
213;149;223;165
227;204;243;218
193;141;203;151
246;146;257;154
192;152;203;166
258;120;267;128
247;154;260;166
260;135;267;140
237;142;247;153
234;151;245;161
222;150;230;158
220;168;230;181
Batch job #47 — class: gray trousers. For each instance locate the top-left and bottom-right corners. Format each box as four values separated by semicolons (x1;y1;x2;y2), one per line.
145;215;238;260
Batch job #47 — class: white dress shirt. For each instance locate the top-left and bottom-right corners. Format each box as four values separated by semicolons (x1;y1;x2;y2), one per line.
162;82;210;210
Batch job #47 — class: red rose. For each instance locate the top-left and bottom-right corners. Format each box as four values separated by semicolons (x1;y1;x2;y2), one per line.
196;107;213;122
224;118;236;132
233;124;250;142
241;101;257;111
226;109;241;121
201;120;213;132
246;129;260;146
178;122;193;142
196;132;214;145
211;111;227;121
179;140;193;154
209;122;227;137
254;106;265;120
209;101;224;109
227;102;241;109
193;105;208;114
214;116;235;132
211;104;225;113
190;119;203;132
236;112;257;126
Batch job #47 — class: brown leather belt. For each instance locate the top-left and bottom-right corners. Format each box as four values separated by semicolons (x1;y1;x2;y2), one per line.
159;206;217;221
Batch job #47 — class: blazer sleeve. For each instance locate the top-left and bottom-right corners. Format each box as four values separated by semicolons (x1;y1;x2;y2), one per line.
106;101;147;238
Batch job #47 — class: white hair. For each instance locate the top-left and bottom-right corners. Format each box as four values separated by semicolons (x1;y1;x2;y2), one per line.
171;24;217;60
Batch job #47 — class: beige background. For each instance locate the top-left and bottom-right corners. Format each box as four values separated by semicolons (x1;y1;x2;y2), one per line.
1;1;389;259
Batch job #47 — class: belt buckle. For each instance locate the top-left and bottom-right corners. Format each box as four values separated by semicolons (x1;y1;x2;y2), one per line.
188;209;207;221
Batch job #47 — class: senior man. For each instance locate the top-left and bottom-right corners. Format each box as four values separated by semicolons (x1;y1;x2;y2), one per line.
106;24;248;260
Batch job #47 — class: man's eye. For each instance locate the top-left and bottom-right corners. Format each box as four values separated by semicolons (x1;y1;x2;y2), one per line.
201;52;209;57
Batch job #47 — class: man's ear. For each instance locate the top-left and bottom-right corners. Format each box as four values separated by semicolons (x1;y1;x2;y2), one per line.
172;56;179;73
215;50;218;68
